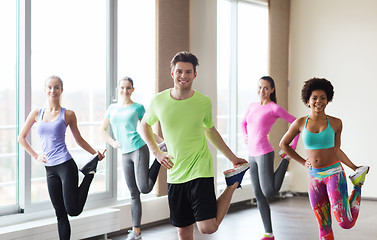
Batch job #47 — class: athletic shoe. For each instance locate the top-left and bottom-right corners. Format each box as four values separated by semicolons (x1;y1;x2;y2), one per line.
158;141;167;152
125;230;142;240
279;149;291;160
79;154;99;175
349;165;370;186
261;236;274;240
223;162;250;188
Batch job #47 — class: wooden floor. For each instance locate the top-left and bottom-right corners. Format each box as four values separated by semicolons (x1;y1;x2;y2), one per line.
109;195;377;240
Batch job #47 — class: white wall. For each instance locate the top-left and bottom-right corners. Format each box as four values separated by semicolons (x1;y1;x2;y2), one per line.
289;0;377;197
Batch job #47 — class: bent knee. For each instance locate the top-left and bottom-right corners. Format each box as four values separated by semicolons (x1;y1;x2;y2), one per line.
67;210;80;217
66;207;81;217
139;186;152;194
339;222;354;229
198;224;218;234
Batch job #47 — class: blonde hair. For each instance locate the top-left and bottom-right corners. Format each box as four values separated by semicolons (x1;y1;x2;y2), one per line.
44;75;64;106
45;75;63;90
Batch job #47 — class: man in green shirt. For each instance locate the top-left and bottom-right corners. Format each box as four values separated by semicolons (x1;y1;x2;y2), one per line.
141;51;249;240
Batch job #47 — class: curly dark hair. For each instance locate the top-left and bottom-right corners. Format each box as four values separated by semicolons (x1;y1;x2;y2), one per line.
301;78;334;106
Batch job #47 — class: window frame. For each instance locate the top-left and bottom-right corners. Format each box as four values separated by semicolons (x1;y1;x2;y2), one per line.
216;0;268;188
0;0;156;219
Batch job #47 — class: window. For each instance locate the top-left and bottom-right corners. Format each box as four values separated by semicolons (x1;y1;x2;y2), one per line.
0;0;17;211
30;0;107;203
0;0;156;218
217;0;232;181
217;0;268;186
117;0;156;200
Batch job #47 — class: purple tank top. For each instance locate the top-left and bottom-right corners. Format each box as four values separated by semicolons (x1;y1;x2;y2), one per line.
37;108;72;166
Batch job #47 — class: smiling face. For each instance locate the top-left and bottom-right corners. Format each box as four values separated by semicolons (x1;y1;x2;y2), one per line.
171;61;197;91
308;89;328;112
117;80;134;99
45;77;63;101
258;79;274;102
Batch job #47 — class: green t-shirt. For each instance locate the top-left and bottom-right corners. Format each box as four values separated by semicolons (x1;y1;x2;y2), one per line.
105;102;146;154
144;89;214;184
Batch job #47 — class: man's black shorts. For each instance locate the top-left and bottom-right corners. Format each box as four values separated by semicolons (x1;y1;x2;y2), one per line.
168;177;217;228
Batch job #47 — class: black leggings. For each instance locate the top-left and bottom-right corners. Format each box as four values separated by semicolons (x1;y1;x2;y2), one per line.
45;159;94;240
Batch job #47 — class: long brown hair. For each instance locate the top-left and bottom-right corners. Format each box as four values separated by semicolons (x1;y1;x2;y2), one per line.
260;76;277;103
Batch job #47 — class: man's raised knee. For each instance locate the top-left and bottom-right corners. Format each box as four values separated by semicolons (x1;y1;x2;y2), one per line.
197;224;218;235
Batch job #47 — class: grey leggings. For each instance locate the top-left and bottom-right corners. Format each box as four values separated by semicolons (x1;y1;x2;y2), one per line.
248;151;289;233
122;144;161;228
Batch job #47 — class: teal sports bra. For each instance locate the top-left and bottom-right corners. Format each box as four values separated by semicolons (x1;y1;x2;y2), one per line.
302;116;335;150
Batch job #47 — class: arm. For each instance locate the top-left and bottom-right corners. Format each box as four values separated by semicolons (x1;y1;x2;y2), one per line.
290;133;300;151
337;149;358;171
277;105;300;150
241;118;248;144
241;105;251;144
140;118;173;169
100;117;120;148
138;117;164;144
205;126;247;167
332;118;358;171
138;103;164;144
66;110;105;159
279;118;307;166
17;109;47;163
153;133;164;144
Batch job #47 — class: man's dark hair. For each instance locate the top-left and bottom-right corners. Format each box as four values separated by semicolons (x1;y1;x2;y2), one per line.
170;51;199;72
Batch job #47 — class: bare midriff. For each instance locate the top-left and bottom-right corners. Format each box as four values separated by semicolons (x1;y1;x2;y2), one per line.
306;147;338;168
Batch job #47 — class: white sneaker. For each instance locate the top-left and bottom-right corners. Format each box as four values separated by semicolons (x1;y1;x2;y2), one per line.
158;142;167;152
349;166;370;186
125;230;142;240
279;149;291;160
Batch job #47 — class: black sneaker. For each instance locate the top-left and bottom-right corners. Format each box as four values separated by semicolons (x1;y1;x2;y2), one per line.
223;162;250;188
80;154;99;175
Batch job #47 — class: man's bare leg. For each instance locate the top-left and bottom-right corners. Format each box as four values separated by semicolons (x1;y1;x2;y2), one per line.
196;182;238;234
177;224;194;240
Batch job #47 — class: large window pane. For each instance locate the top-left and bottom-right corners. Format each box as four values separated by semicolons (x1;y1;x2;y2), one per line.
117;0;156;200
237;2;268;156
30;0;107;203
0;1;17;208
217;0;232;186
217;0;268;187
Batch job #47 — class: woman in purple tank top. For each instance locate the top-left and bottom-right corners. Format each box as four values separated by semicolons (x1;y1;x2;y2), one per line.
18;76;106;240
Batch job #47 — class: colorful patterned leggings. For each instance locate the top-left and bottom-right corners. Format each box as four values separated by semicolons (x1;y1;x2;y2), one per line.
308;161;361;240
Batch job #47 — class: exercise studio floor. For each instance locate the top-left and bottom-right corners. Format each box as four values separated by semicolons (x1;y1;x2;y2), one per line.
108;195;376;240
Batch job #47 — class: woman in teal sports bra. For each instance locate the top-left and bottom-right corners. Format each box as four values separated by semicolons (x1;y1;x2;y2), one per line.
279;78;369;240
